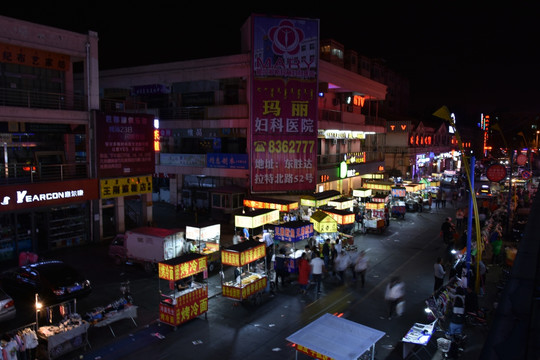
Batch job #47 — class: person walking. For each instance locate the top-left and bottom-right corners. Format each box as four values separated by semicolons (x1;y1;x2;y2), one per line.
385;276;405;319
434;256;446;291
297;252;311;294
354;250;369;288
322;238;331;269
455;208;464;230
441;190;447;208
334;250;350;284
310;253;325;294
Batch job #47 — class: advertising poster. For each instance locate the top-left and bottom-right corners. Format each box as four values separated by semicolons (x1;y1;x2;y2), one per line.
250;15;319;192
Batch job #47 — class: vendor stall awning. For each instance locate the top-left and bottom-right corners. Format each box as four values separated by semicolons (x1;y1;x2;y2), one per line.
327;197;354;210
321;207;355;225
274;220;314;242
221;240;266;266
235;209;279;229
300;190;341;207
404;183;425;192
352;188;372;198
363;180;394;191
286;313;385;360
243;196;299;212
310;210;338;233
186;223;220;241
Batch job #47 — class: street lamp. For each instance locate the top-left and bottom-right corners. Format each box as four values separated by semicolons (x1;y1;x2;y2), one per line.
35;293;42;325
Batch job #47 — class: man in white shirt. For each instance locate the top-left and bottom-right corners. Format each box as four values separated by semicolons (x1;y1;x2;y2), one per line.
434;256;446;291
310;255;325;294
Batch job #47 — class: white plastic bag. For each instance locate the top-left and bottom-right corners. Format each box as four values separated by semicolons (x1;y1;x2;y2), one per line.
396;300;405;316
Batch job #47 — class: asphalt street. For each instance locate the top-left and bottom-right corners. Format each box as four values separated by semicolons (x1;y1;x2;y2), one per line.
1;195;503;360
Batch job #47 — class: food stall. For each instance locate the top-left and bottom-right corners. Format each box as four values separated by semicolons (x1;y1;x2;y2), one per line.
186;222;221;272
158;253;208;329
390;186;407;219
273;220;314;274
352;187;372;213
364;202;387;233
310;210;339;244
321;206;356;236
235;208;280;240
221;240;268;305
286;313;385;360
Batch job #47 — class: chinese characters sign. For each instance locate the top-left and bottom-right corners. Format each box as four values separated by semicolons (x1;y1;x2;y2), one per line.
274;222;314;242
221;243;266;267
158;256;207;281
222;276;267;300
250;15;319;192
159;287;208;326
0;42;70;71
96;112;155;178
100;176;152;199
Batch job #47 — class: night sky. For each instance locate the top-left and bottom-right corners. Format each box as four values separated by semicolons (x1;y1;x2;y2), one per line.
2;3;540;126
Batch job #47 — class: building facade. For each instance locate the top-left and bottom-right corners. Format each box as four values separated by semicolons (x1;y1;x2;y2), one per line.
99;15;389;225
0;15;100;264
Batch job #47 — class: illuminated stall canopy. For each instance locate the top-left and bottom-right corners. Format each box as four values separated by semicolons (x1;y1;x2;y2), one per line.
274;220;314;243
327;197;354;210
310;210;338;233
235;209;279;229
371;193;390;203
366;202;385;210
405;183;425;193
158;253;207;282
300;190;341;208
363;180;394;192
243;196;299;213
186;223;220;241
322;208;355;225
352;188;372;198
221;240;266;267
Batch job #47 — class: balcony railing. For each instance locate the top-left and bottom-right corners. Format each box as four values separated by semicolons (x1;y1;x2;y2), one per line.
0;163;89;185
0;87;86;111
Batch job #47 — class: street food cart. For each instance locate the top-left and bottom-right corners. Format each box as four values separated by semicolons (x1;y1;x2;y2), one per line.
221;240;268;305
352;187;372;212
390;186;407;219
158;253;208;329
287;313;385;360
186;222;221;272
321;207;356;236
364;202;387;233
273;220;314;274
235;208;280;240
310;210;339;244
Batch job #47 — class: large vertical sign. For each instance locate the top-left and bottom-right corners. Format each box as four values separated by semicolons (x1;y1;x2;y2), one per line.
251;15;319;192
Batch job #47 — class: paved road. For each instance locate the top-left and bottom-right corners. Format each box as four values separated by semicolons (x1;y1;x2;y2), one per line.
1;197;501;359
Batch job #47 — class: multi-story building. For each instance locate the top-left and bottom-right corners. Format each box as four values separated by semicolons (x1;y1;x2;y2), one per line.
99;15;388;226
0;15;100;264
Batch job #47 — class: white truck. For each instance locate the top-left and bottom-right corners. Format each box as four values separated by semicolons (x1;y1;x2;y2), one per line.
108;227;188;272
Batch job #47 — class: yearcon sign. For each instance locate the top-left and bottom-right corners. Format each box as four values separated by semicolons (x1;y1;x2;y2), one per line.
250;15;319;192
